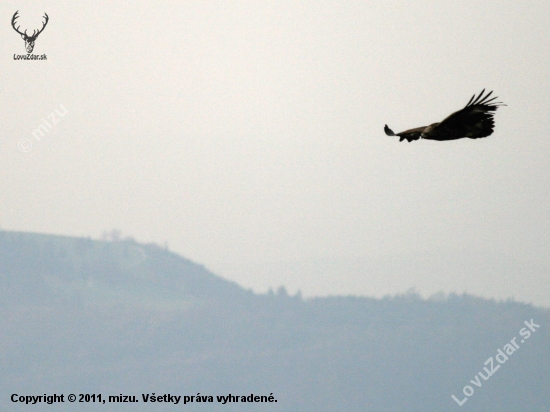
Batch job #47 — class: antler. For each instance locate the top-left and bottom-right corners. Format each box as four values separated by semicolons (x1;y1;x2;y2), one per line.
11;11;49;40
28;13;49;39
11;11;26;37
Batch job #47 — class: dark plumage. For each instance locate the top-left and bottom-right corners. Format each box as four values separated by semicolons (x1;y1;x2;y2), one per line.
384;90;505;142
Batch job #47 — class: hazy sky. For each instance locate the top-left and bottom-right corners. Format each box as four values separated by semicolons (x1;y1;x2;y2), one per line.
1;1;549;306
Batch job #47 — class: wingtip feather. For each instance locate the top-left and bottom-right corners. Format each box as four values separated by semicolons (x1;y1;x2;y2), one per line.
466;89;506;109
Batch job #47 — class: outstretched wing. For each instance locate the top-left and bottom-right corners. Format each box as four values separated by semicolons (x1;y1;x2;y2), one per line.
423;89;505;141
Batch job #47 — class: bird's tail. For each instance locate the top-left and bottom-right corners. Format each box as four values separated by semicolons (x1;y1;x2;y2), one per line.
384;124;396;136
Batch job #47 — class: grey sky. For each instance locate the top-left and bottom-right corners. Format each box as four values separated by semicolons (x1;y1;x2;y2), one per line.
1;1;549;306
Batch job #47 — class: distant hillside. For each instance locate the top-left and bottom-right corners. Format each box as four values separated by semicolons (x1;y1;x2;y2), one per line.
1;230;549;411
0;230;248;308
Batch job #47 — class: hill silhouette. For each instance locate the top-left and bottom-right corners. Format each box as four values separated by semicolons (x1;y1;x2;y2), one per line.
1;230;548;411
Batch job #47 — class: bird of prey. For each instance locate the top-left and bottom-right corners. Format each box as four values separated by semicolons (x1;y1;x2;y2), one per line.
384;89;505;142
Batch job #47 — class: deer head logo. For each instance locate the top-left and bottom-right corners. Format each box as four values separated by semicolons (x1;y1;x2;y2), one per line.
11;11;49;54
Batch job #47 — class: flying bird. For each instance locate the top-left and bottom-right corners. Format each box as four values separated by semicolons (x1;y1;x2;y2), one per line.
384;90;505;142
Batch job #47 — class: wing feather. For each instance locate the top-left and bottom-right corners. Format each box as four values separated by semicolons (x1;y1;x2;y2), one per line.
422;90;505;141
